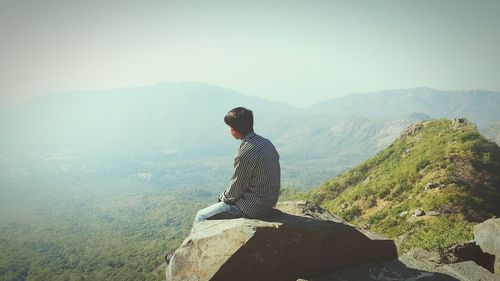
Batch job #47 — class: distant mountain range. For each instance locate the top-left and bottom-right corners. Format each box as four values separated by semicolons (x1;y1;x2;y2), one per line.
0;82;298;157
1;82;499;189
310;87;500;128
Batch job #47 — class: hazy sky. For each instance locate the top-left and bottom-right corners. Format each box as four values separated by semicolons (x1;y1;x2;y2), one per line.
1;0;499;107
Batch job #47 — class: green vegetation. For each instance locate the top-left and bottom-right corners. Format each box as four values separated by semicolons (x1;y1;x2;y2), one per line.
0;190;212;281
2;118;499;280
303;119;500;253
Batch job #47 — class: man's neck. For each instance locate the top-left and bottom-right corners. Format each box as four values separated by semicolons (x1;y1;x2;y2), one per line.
242;131;256;141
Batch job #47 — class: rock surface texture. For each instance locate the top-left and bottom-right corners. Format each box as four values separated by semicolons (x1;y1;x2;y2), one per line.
474;218;500;274
165;201;397;281
307;248;500;281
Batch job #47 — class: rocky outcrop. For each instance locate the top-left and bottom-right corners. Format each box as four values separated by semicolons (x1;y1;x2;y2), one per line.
306;248;500;281
165;201;397;281
474;218;500;274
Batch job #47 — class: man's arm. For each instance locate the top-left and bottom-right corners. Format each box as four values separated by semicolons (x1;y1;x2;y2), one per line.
219;154;257;203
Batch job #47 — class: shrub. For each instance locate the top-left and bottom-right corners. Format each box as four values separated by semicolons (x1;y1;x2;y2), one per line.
367;212;385;225
342;206;362;221
481;152;491;164
459;131;479;142
416;159;430;172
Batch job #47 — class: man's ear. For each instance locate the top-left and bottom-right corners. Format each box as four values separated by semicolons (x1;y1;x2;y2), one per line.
231;127;243;139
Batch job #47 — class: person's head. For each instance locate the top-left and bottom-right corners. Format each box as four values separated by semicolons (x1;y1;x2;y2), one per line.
224;107;254;139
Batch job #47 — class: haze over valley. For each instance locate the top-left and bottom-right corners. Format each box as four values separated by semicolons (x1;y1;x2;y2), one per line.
1;82;500;280
2;82;500;191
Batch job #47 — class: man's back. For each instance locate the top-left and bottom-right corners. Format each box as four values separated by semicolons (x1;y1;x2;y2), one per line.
232;132;280;218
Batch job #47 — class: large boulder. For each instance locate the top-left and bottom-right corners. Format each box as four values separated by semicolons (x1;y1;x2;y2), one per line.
165;201;397;281
474;218;500;274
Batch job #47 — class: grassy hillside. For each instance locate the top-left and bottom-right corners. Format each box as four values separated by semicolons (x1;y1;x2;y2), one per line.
296;119;500;253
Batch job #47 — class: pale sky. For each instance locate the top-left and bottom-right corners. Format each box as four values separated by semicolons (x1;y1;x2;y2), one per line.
1;0;499;107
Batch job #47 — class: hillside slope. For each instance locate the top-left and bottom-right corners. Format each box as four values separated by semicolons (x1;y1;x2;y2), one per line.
302;119;500;252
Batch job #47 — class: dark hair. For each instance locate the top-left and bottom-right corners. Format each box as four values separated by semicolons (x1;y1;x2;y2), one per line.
224;107;254;136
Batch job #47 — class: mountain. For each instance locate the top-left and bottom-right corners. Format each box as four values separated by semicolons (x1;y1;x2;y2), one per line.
0;81;300;158
296;119;500;252
2;83;499;191
0;82;306;192
309;87;500;128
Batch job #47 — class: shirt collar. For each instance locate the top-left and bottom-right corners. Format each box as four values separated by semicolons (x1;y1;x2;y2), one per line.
242;131;256;142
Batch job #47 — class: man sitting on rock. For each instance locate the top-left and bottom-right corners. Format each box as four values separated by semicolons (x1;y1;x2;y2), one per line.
194;107;281;222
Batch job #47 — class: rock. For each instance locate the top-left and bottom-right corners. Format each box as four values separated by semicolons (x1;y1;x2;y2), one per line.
407;209;426;222
276;201;342;221
340;202;349;210
474;218;500;274
424;182;444;191
451;118;467;130
165;201;397;281
362;176;371;185
443;261;500;281
164;252;174;264
427;211;441;216
452;118;468;129
445;241;495;271
307;260;456;281
399;123;424;138
403;248;442;265
304;248;500;281
447;242;480;262
414;209;425;216
402;148;413;158
425;182;439;191
406;216;416;223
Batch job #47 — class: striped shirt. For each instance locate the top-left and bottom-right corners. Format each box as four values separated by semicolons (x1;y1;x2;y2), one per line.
219;132;281;218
